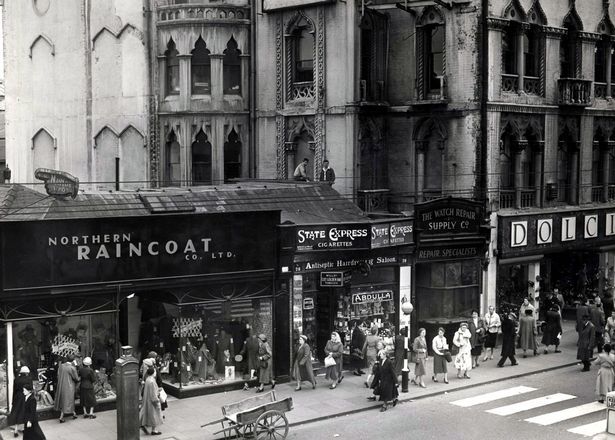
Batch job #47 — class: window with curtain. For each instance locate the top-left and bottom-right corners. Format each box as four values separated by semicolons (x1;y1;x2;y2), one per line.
223;38;242;95
191;37;211;95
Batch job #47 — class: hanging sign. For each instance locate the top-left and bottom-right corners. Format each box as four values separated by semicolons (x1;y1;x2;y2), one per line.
320;270;352;287
351;290;393;304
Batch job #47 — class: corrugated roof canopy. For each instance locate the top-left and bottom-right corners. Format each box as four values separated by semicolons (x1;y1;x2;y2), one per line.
0;182;368;225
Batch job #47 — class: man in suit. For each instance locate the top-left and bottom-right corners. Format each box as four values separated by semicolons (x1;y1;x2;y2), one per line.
319;159;336;186
577;314;596;372
576;297;591;333
590;298;605;353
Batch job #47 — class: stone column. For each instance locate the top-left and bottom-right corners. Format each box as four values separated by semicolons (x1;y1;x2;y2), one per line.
606;42;613;98
518;27;526;93
240;54;250;110
178;55;191;111
513;140;527;209
157;55;167;99
543;114;559;206
543;27;565;103
487;18;508;101
534;141;544;207
579;115;595;204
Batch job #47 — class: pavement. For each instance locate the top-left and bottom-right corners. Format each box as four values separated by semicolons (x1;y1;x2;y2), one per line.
0;319;592;440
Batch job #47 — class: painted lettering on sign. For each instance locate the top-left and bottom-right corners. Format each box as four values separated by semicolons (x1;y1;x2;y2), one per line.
417;246;478;260
511;221;528;247
415;198;483;236
351;290;393;304
296;224;370;251
562;217;576;241
585;215;598;239
536;219;552;244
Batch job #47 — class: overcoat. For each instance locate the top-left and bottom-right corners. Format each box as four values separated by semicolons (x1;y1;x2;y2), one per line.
23;395;45;440
371;358;398;402
293;343;316;384
8;374;30;425
54;362;79;414
500;316;516;358
139;375;163;428
577;321;596;361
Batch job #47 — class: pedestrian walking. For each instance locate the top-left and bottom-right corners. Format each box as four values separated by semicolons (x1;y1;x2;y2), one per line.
78;357;97;419
350;321;366;376
519;309;538;357
453;322;472;378
469;310;485;368
54;354;79;423
362;326;382;388
293;335;316;390
594;343;615;403
604;288;614;321
22;383;45;440
412;328;428;388
431;327;449;384
8;366;31;437
606;310;615;344
256;334;275;392
324;332;344;389
542;306;563;353
578;314;596;372
139;367;163;436
519;297;535;320
393;327;407;377
590;299;605;353
483;305;501;361
372;350;399;412
239;328;260;383
497;312;518;367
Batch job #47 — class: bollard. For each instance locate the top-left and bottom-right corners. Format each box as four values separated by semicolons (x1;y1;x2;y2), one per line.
116;346;140;440
607;391;615;433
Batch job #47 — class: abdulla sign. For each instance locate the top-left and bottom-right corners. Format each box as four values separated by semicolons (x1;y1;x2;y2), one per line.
0;211;279;292
351;290;393;304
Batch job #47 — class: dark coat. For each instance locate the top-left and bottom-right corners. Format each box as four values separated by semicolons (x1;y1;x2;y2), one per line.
371;358;398;402
319;167;336;184
576;305;591;332
293;343;316;384
8;374;30;426
23;395;45;440
577;321;596;361
469;318;485;348
590;305;605;333
393;335;406;376
541;310;562;346
500;316;516;357
518;315;537;350
78;366;97;409
241;336;261;375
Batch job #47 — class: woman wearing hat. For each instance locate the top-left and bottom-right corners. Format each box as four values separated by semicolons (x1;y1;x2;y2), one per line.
8;365;31;437
79;357;97;419
256;334;275;392
412;328;428;388
293;335;316;391
22;382;46;440
54;354;80;423
324;332;344;389
453;322;472;379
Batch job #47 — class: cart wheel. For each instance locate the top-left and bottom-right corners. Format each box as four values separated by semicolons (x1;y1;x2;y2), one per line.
254;410;289;440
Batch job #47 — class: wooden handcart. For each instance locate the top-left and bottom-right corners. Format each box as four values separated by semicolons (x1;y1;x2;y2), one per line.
201;390;294;439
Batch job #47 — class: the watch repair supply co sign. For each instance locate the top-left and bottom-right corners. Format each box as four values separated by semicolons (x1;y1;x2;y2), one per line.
351;290;393;304
296;224;371;251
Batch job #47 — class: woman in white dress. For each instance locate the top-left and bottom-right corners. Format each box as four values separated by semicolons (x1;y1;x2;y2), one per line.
453;322;472;379
595;343;615;403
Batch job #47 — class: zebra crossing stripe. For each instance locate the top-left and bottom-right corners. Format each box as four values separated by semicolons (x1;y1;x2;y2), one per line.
525;402;605;426
451;386;537;408
567;420;606;437
486;393;576;416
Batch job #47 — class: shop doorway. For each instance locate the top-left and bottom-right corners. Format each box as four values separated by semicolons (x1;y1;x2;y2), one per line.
543;251;600;306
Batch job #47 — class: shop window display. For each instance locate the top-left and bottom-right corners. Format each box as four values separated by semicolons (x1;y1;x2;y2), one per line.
138;297;273;391
9;314;117;412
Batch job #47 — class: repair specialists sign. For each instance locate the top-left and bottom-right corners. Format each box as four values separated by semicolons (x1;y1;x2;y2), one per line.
0;211;279;292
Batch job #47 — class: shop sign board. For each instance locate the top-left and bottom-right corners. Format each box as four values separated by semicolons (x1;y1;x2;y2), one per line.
351;290;393;304
415;198;483;236
0;211;279;292
320;270;352;287
417;243;482;261
263;0;335;12
371;219;414;248
296;223;371;251
499;208;615;258
294;254;406;273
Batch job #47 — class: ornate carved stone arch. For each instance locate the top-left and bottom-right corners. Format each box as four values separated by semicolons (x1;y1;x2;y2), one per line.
562;4;583;31
29;34;55;58
412;117;448;142
594;118;615;140
287;117;316;142
502;0;526;22
191;122;212;143
597;12;615;34
31;127;57;150
284;10;316;36
164;123;182;142
418;5;445;26
526;0;547;25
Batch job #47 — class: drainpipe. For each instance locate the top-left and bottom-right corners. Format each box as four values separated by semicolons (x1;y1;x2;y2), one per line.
479;0;488;204
249;0;257;178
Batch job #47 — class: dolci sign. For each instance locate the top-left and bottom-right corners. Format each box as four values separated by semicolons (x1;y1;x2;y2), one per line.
296;224;370;251
0;211;279;292
415;198;483;236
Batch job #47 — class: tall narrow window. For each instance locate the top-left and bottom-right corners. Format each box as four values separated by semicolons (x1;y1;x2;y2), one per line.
596;41;607;83
223;38;242;95
426;25;444;93
191;37;211;95
294;27;314;83
224;129;242;182
424;141;442;198
192;130;212;185
502;26;518;75
560;18;580;78
165;39;180;96
524;31;540;77
417;7;445;100
166;130;181;186
592;141;603;189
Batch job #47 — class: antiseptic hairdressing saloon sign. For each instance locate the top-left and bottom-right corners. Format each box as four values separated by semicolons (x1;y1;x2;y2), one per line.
0;211;279;292
499;208;615;258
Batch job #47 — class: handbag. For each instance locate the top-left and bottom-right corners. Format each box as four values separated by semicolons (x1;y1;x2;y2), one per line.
324;356;336;367
409;349;417;363
442;350;453;363
158;388;168;403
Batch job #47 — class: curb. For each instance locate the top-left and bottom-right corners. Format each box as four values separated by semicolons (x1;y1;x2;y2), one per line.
288;360;581;428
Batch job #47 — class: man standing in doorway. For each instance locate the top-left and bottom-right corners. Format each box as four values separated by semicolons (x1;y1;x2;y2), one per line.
293;158;310;181
319;159;336;186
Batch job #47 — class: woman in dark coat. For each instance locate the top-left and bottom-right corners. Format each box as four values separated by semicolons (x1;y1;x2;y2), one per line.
542;306;563;353
497;312;518;367
256;334;275;392
79;357;97;419
393;328;407;377
293;335;316;390
22;383;46;440
324;332;344;389
8;366;31;437
469;310;485;368
372;350;398;412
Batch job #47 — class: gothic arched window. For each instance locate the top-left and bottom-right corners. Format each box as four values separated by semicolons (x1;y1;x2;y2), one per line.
191;37;211;95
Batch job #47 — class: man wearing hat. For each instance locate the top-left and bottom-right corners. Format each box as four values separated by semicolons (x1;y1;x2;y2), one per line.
79;357;97;419
578;314;596;372
54;354;79;422
293;335;316;391
8;366;31;437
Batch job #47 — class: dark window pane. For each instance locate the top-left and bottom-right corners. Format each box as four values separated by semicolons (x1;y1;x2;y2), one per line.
191;37;211;94
192;130;212;185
